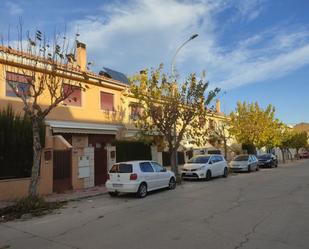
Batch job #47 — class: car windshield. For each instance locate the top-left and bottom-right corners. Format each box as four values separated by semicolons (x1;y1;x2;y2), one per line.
258;154;271;159
109;164;133;173
234;155;249;161
187;156;210;164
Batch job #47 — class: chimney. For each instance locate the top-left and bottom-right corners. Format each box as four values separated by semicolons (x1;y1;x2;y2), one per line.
216;99;221;113
76;42;87;71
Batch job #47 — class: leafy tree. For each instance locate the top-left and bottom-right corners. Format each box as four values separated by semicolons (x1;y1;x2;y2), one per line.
272;124;293;162
229;102;278;153
271;124;308;161
0;28;88;197
129;66;219;175
290;132;308;153
208;120;232;159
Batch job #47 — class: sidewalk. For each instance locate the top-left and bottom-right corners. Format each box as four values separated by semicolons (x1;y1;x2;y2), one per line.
278;158;306;166
0;186;108;209
44;186;108;203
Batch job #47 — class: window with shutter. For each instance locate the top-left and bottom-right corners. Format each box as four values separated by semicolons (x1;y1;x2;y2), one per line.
100;92;114;111
6;71;31;98
63;84;82;107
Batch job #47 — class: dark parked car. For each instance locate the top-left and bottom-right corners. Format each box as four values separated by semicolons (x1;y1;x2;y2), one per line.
299;151;309;159
257;154;278;168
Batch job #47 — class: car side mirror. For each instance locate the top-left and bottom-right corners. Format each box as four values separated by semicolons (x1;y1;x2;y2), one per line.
209;161;212;165
161;168;167;172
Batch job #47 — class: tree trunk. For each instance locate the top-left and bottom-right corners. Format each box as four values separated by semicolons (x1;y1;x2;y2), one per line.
28;119;42;197
223;138;227;160
170;148;179;176
289;149;293;161
280;147;285;163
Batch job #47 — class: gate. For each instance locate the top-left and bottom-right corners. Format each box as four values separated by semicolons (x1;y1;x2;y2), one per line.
53;150;72;193
115;141;151;162
94;144;108;186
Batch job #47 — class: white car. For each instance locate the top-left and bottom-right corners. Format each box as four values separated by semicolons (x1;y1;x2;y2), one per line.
229;154;259;172
181;154;228;180
106;161;176;198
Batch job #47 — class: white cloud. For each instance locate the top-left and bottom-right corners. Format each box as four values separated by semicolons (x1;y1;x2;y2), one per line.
68;0;309;91
236;0;264;21
6;2;23;15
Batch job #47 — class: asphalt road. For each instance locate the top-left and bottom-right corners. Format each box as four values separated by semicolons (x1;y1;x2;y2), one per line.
1;159;309;249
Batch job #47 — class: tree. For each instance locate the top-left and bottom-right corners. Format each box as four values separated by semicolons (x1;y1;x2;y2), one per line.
229;102;278;153
0;28;88;197
208;120;232;159
271;123;293;162
290;132;308;153
130;66;219;175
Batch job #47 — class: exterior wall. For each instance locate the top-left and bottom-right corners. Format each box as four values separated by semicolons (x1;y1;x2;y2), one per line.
0;63;130;126
151;145;163;165
0;149;53;201
105;145;116;171
71;135;97;189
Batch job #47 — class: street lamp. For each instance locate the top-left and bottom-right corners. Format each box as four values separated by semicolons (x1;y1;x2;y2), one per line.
170;34;198;173
171;34;198;81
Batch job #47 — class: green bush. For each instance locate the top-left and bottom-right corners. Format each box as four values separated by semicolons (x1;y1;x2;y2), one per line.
0;105;45;179
13;196;46;213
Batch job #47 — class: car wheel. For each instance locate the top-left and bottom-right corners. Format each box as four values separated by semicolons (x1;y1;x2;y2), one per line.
248;165;251;173
168;177;176;190
137;183;147;198
223;167;228;178
205;170;212;181
109;192;118;197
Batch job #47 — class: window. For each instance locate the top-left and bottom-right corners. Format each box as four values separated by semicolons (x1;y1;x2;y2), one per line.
151;162;164;172
187;156;210;164
234;155;249;161
100;92;114;111
140;162;154;172
130;102;142;120
109;164;133;173
215;156;223;162
6;71;31;98
63;84;82;106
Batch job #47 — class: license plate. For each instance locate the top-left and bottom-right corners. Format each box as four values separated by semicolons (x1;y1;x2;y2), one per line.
113;183;123;187
186;173;193;176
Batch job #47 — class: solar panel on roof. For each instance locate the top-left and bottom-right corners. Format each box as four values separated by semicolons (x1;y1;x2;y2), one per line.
100;67;130;84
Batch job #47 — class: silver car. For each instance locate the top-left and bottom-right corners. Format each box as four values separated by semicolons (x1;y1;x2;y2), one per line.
229;154;259;172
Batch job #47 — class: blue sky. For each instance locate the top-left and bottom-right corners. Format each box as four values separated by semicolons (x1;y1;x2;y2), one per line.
1;0;309;124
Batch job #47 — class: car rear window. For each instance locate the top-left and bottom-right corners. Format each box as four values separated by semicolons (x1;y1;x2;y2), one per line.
258;154;271;159
234;155;249;161
208;150;221;155
109;164;133;173
188;156;210;164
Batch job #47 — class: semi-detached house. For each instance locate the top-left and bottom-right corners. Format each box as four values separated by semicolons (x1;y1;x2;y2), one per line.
0;42;146;200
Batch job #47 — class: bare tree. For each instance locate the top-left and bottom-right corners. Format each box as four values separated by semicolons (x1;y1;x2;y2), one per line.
0;26;88;197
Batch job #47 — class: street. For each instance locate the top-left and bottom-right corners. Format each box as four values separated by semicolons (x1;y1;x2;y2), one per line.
1;159;309;249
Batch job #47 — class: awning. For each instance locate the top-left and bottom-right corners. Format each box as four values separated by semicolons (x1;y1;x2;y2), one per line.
46;120;122;135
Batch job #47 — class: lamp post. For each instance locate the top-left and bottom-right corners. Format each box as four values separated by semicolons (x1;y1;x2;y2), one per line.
170;34;198;174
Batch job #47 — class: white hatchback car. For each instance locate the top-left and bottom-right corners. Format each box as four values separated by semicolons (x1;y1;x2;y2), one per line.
229;154;259;172
181;154;228;180
105;161;176;198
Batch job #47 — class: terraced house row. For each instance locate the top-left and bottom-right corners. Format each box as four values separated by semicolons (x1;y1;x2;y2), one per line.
0;42;228;201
